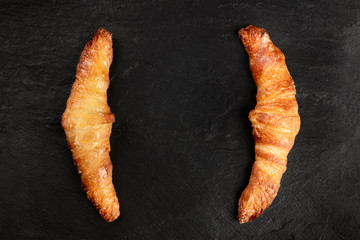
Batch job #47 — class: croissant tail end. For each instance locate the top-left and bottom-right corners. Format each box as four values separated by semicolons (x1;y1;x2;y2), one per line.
238;216;249;224
99;205;120;222
103;211;120;223
238;211;261;224
238;25;266;39
237;190;265;224
238;25;269;52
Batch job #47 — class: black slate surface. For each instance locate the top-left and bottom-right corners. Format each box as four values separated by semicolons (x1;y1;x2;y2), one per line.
1;0;360;239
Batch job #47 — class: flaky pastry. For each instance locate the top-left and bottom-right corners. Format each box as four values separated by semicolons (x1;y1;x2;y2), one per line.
237;26;301;223
62;28;119;222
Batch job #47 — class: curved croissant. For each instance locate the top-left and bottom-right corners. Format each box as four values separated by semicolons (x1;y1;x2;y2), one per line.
62;28;120;222
237;26;300;223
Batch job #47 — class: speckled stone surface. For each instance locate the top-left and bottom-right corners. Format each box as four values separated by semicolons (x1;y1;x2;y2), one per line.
0;0;359;239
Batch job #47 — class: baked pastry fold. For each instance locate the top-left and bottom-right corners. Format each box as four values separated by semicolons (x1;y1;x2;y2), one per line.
237;26;300;224
62;28;120;222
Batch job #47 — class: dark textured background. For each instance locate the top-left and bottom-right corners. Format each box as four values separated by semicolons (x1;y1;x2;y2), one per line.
1;0;359;239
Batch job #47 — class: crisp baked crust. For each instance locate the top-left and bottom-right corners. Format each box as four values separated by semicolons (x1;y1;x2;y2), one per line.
62;28;120;222
238;26;300;224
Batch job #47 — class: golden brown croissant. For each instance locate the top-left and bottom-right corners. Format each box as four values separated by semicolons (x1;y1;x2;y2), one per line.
61;28;120;222
237;26;300;223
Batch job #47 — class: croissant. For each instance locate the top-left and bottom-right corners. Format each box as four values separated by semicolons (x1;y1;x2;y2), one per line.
61;28;120;222
237;26;300;223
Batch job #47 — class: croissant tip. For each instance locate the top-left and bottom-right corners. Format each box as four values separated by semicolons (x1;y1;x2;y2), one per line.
102;210;120;222
238;215;256;224
238;214;250;224
105;216;119;223
239;25;265;33
93;27;112;42
238;219;246;224
238;206;261;224
238;25;269;53
97;27;111;34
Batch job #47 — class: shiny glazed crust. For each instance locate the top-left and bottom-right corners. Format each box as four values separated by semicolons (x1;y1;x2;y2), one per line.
238;26;300;223
62;28;120;222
